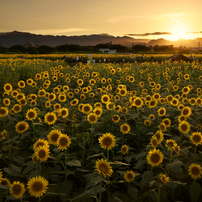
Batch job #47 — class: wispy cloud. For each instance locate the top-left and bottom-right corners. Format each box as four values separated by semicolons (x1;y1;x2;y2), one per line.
107;15;147;24
127;32;172;37
187;31;202;34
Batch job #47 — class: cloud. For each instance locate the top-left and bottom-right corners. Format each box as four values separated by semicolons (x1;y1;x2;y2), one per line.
187;31;202;34
127;32;172;37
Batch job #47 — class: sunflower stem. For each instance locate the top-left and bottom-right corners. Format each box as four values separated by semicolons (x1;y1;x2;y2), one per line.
65;149;67;180
107;149;109;161
99;181;102;202
157;185;161;202
194;145;197;162
32;120;35;140
169;150;173;164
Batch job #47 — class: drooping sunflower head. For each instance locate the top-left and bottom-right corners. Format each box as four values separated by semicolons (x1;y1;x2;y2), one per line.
1;130;8;140
120;123;130;134
190;132;202;146
188;163;202;180
124;170;135;183
57;134;71;150
95;158;113;178
15;121;29;134
146;149;163;167
27;176;48;198
98;133;116;150
10;181;25;198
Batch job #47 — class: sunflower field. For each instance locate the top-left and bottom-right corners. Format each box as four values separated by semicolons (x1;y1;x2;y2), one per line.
0;57;202;202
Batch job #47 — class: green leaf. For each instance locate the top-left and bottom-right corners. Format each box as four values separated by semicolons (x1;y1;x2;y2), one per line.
165;159;182;173
54;152;64;165
86;152;104;160
85;173;104;190
66;159;81;167
114;196;124;202
22;161;34;175
4;164;22;177
128;187;138;199
189;183;202;202
57;180;72;195
141;171;153;189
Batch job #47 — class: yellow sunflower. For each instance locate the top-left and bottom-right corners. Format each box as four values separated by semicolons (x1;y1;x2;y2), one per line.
47;129;62;145
0;107;9;117
149;100;158;108
112;115;120;123
10;181;25;198
188;164;202;180
144;120;151;127
27;176;48;198
124;170;135;183
150;136;159;148
133;97;144;108
35;146;50;162
15;121;29;134
120;123;130;134
0;178;11;186
165;139;176;150
3;98;10;106
82;103;93;114
71;99;79;106
178;115;187;122
190;132;202;146
146;149;163;167
87;113;98;124
159;174;169;184
44;112;57;125
33;138;49;152
162;118;171;128
178;121;190;134
59;108;69;118
181;106;192;117
101;94;110;104
98;133;116;150
158;107;166;116
93;107;103;117
57;134;71;150
26;108;37;121
95;158;113;178
3;83;12;92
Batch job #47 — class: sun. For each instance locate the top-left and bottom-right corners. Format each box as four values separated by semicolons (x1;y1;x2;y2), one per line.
169;24;190;41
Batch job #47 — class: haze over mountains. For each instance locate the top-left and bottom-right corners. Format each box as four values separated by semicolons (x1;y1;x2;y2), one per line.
0;31;202;48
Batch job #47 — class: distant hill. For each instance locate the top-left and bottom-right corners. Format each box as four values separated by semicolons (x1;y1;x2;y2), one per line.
0;31;201;48
0;31;149;47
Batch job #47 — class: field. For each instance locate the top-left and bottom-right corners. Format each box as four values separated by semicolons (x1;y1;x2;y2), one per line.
0;54;202;202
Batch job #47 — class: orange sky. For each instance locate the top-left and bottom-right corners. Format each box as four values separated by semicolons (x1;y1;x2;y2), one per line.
0;0;202;41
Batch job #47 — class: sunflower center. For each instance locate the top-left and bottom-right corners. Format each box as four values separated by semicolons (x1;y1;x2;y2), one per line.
183;109;188;115
39;150;46;158
47;115;54;122
51;133;59;142
32;181;43;192
13;184;22;194
151;153;160;163
127;173;133;179
60;138;68;146
193;135;201;143
28;112;35;118
0;109;6;114
191;167;200;175
181;124;187;131
104;137;112;146
99;163;108;173
18;124;25;131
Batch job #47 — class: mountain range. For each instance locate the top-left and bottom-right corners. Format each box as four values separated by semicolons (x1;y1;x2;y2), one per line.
0;31;201;48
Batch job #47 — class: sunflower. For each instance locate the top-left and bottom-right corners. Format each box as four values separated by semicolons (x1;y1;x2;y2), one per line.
133;97;144;108
80;93;86;100
190;132;202;146
153;93;161;100
159;122;167;132
165;139;176;150
178;115;187;122
98;133;115;150
120;123;130;134
121;145;129;155
149;100;158;108
3;83;12;92
54;103;61;111
150;136;159;148
58;93;66;102
155;130;164;144
82;104;93;114
27;176;48;198
0;107;9;117
47;130;62;145
159;174;169;184
45;101;51;108
171;98;179;106
48;93;56;101
146;149;163;167
178;104;184;111
95;158;113;178
124;170;135;183
26;108;37;121
144;120;151;127
184;74;189;80
32;153;37;164
121;107;128;114
15;121;29;134
71;99;79;106
188;164;202;180
174;144;180;154
101;94;110;104
112;115;120;123
10;181;25;198
35;146;50;162
189;98;196;105
181;107;192;117
33;138;49;152
158;107;166;116
19;98;27;106
87;113;98;124
119;89;127;96
77;79;84;85
3;98;10;106
93;107;103;117
182;86;190;94
44;112;57;125
166;95;173;103
59;108;69;118
57;134;71;150
149;114;155;121
178;121;190;134
0;178;11;186
162;118;171;128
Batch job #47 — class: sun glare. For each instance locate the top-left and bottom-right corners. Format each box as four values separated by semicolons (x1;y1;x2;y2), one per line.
169;25;189;41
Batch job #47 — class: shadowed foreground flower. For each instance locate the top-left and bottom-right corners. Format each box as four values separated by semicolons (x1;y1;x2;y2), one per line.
159;174;170;184
1;130;8;140
10;181;25;198
0;178;11;186
147;149;163;167
188;164;202;180
27;176;48;198
190;132;202;146
98;133;115;150
95;158;113;178
124;170;135;183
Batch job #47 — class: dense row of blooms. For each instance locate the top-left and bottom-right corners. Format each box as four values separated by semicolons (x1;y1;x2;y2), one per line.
0;58;202;201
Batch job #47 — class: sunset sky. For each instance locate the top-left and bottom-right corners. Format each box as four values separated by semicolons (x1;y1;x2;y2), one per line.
1;0;202;41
